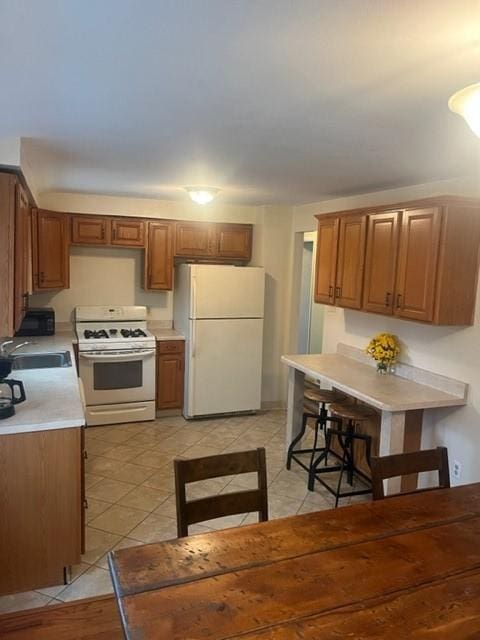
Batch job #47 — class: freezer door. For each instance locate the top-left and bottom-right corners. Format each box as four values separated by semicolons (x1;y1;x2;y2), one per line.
186;318;263;417
191;265;265;319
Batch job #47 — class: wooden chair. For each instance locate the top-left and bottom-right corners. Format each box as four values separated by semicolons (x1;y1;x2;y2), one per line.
370;446;450;500
174;448;268;537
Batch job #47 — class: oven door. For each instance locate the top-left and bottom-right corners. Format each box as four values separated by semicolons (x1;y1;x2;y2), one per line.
79;348;156;406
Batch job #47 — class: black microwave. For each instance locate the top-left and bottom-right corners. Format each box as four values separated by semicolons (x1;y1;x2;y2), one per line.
16;308;55;336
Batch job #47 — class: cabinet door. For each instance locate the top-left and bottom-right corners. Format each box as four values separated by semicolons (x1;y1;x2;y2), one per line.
71;215;108;245
314;217;339;305
335;214;367;309
111;218;145;247
363;211;400;315
33;209;69;290
145;221;173;290
175;221;216;257
14;184;31;331
395;208;442;322
215;224;252;260
157;351;184;409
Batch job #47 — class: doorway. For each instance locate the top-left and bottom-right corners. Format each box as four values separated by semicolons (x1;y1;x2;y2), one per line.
297;231;324;354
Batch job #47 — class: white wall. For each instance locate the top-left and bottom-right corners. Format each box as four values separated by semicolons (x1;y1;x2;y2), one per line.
251;205;294;407
292;176;480;485
30;245;171;323
38;191;259;223
0;137;20;166
29;191;294;407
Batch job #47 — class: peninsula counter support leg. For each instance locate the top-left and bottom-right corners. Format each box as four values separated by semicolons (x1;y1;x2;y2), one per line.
379;409;424;495
285;367;305;455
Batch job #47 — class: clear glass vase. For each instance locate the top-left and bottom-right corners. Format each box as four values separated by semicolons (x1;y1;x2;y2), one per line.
376;361;391;375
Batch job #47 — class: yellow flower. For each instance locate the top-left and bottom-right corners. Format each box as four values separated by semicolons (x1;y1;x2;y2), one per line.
365;332;400;364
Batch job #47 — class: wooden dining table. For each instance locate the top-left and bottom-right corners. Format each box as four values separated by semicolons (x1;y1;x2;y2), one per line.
108;483;480;639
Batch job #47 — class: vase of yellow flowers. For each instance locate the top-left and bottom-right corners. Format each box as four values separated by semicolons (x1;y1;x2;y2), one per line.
365;333;400;375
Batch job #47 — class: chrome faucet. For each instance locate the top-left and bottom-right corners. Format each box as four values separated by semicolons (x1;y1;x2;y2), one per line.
0;340;31;357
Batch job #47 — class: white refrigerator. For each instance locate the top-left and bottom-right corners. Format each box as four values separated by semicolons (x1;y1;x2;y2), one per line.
173;264;265;418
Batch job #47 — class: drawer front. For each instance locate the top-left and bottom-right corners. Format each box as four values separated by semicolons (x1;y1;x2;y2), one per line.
157;340;185;354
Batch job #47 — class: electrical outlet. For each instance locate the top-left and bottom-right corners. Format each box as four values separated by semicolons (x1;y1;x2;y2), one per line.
453;460;462;479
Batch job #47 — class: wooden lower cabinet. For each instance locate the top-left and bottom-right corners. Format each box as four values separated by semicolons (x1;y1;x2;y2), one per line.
0;427;83;596
156;341;185;410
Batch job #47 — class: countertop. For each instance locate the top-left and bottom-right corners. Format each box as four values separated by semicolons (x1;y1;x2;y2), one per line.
149;328;185;341
0;332;85;436
281;353;467;412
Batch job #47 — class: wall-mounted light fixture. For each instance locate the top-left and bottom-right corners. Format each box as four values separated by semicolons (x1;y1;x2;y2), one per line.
449;83;480;138
185;186;220;205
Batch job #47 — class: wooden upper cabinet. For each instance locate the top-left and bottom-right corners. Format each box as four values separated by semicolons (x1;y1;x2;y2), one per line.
33;209;69;290
216;223;252;260
314;217;339;305
395;208;441;322
335;214;367;309
71;215;108;245
14;183;31;331
175;221;216;257
175;221;253;261
145;221;174;290
363;211;401;315
111;218;145;247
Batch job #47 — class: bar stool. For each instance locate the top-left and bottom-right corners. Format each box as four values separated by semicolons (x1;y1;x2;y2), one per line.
309;401;375;507
286;387;346;476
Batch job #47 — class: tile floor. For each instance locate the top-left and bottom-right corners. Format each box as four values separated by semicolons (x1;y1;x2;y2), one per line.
0;410;370;614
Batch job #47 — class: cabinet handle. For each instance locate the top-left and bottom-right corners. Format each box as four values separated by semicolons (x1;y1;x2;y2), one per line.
40;272;45;284
101;227;105;240
396;293;402;309
84;499;89;510
328;285;334;298
335;286;341;298
83;450;88;459
385;292;391;307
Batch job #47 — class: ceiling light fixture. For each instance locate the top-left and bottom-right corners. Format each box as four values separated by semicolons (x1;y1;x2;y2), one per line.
448;83;480;138
185;186;220;205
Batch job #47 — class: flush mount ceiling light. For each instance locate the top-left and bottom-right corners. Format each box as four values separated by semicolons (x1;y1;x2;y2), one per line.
185;186;220;205
448;83;480;138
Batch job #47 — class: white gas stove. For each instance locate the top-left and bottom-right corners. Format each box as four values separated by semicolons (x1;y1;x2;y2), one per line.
75;306;156;426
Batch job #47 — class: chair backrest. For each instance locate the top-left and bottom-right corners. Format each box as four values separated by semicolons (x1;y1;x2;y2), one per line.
371;447;450;500
174;448;268;537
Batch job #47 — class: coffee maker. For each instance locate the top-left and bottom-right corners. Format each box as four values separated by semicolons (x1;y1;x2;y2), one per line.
0;352;26;420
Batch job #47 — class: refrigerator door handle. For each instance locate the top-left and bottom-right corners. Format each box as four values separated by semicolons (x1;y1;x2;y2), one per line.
191;321;196;358
192;275;197;319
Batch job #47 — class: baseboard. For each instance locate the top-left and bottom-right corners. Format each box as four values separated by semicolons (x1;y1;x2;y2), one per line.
261;401;286;411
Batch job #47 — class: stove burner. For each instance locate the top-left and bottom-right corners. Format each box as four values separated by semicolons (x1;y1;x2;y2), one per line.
84;330;110;340
120;328;148;338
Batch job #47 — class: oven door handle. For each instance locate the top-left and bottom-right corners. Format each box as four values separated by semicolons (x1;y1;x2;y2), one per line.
79;349;156;362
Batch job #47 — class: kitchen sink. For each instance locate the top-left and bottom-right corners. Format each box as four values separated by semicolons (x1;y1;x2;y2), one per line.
11;351;72;370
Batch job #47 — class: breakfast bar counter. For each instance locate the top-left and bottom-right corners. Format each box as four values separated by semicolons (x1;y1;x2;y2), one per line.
281;344;468;493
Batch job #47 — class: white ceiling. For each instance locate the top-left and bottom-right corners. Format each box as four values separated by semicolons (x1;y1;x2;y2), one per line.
1;0;480;205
